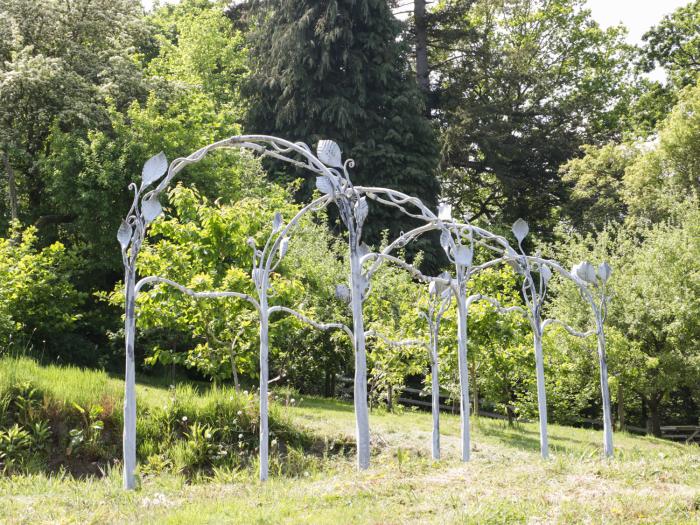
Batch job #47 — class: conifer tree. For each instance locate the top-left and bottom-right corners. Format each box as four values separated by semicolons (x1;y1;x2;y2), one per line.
243;0;441;265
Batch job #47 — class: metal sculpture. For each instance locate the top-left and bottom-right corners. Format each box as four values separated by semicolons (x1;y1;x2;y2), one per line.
500;220;614;458
118;134;614;490
421;275;452;460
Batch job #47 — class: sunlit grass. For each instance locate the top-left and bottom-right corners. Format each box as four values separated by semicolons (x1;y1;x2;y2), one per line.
1;357;699;524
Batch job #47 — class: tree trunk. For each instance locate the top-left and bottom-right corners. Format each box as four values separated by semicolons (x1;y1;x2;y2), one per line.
414;0;430;105
617;381;625;431
229;348;240;392
506;385;515;427
387;384;393;412
2;151;18;221
647;397;662;437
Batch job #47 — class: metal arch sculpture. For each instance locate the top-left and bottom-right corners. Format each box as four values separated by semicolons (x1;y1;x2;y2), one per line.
119;134;615;491
334;194;614;461
118;136;348;488
118;135;407;487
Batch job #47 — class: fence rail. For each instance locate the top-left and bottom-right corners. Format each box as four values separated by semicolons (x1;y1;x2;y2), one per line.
335;376;700;443
660;425;700;444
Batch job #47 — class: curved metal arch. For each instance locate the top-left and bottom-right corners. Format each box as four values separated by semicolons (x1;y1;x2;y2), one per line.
119;133;615;491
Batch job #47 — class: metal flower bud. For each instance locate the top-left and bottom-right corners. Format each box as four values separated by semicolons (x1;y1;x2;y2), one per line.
437;203;452;221
252;268;265;289
453;245;473;267
278;237;289;258
598;262;612;283
574;261;597;285
439;230;451;254
512;218;529;244
335;284;351;304
540;264;552;284
272;212;283;233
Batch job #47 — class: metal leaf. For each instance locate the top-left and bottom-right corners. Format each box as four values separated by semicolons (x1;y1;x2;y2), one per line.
316;140;343;168
540;264;552;284
246;237;257;249
272;212;283;233
252;268;265;289
429;281;438;296
437;203;452;221
505;247;524;275
573;261;597;285
117;220;132;250
512;218;529;244
355;197;369;225
335;284;351;304
440;230;451;253
142;152;168;187
316;176;333;195
278;236;289;259
454;245;473;267
598;262;612;283
142;196;163;225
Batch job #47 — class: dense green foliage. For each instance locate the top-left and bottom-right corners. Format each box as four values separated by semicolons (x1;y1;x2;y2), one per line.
0;0;697;445
244;0;442;265
0;226;84;359
431;0;635;229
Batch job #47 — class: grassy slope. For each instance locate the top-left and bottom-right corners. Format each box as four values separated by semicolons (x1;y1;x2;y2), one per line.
1;364;699;524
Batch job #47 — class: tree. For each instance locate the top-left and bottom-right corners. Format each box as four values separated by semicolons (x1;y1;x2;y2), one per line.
562;81;700;232
146;0;248;112
559;143;636;232
0;224;84;358
0;0;148;227
546;206;700;435
42;88;252;294
109;183;352;387
244;0;441;267
432;0;634;230
623;82;700;222
641;1;700;89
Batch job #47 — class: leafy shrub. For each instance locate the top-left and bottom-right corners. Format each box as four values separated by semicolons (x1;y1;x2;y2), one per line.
0;424;32;473
0;225;84;357
66;403;105;459
0;357;323;479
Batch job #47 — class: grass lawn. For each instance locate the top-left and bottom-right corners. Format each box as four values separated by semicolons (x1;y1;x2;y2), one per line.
1;364;699;524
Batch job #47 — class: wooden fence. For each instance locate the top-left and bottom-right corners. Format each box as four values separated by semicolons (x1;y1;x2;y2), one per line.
335;376;700;443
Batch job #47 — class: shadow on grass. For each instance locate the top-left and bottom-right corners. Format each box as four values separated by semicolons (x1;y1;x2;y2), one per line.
297;397;355;413
476;421;604;455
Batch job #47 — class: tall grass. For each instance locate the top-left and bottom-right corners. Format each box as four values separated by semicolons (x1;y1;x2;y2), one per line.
0;357;314;478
